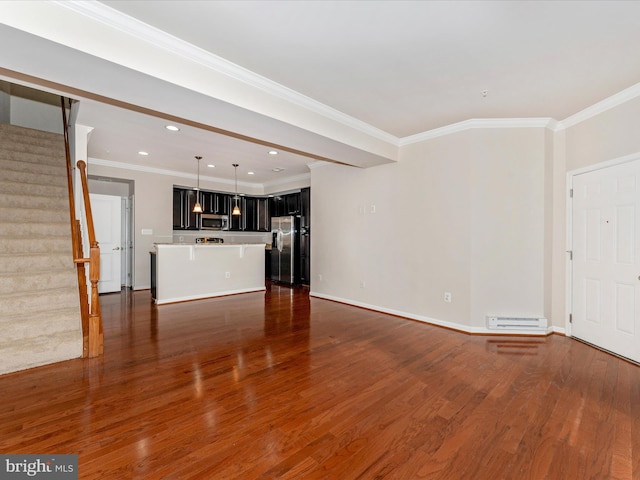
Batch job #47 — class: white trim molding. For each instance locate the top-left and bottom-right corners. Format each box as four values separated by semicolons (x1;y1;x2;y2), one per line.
89;157;257;189
399;118;557;146
309;292;555;336
560;81;640;130
54;0;398;146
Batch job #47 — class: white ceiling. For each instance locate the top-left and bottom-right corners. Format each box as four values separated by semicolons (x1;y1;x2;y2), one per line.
78;98;320;188
98;0;640;135
4;1;640;187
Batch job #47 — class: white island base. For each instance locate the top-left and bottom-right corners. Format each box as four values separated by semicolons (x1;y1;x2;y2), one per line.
153;244;265;305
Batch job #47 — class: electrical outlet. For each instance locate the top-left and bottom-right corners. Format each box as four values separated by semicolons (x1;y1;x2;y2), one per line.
225;272;231;279
444;292;452;303
370;204;376;214
318;274;323;281
360;280;366;288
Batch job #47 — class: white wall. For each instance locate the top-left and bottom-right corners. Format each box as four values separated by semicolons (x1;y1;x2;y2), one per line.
311;127;548;332
468;128;546;325
565;96;640;170
10;96;62;134
87;162;179;290
0;86;9;124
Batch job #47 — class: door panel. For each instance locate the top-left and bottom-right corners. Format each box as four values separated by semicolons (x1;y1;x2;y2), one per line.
572;159;640;363
90;193;122;294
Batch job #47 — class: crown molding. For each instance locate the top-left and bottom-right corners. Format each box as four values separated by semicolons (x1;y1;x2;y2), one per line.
558;81;640;130
88;157;260;189
399;118;556;146
52;2;640;152
54;0;398;146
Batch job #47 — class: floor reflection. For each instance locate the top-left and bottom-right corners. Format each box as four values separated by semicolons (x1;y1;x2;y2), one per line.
485;337;546;356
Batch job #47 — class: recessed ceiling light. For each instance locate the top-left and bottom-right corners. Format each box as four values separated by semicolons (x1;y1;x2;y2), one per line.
247;171;255;175
165;125;180;131
207;164;215;168
138;151;149;156
268;150;278;155
272;167;285;172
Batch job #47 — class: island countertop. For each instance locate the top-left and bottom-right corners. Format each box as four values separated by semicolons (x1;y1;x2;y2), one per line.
152;243;265;304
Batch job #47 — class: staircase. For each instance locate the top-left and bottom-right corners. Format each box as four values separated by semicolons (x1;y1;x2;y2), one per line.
0;123;83;375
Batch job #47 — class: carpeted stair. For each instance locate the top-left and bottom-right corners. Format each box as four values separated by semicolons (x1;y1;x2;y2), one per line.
0;123;83;375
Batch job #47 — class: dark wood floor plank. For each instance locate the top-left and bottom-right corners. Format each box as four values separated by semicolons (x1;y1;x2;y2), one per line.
0;284;639;479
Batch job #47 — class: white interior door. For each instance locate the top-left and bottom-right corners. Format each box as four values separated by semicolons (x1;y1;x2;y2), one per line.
571;159;640;363
90;193;122;293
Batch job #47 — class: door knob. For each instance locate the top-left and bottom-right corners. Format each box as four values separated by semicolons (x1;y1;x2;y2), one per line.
113;246;121;251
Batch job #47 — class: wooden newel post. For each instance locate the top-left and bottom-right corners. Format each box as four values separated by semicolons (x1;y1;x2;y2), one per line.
77;160;104;357
88;243;103;357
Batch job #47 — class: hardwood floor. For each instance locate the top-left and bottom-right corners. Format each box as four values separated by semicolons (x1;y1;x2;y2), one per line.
1;284;639;479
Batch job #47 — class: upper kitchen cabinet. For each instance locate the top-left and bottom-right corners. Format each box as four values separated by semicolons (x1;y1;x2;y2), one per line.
201;191;229;215
270;192;301;217
228;196;244;231
285;193;300;215
173;187;272;232
228;196;270;232
269;196;284;217
256;197;270;232
173;187;200;230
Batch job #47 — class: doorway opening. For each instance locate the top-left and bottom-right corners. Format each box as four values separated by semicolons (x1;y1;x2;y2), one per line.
88;175;135;291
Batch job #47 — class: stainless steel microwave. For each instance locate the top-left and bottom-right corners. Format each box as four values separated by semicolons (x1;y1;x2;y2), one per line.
201;214;229;231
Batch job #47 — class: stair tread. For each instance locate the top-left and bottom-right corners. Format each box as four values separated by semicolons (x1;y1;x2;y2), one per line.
0;189;68;200
0;285;77;298
0;306;81;322
0;221;69;228
0;267;75;277
0;206;69;214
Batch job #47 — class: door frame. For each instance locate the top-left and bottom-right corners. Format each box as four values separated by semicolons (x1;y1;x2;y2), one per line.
87;176;135;290
566;151;640;338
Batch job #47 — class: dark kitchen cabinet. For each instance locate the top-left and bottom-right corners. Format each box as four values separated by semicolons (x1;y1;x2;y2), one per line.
243;197;257;231
269;192;300;217
172;186;276;232
256;197;270;232
201;191;230;214
228;196;244;231
226;197;269;231
173;187;200;230
285;193;300;215
299;187;310;285
269;196;285;217
200;191;213;213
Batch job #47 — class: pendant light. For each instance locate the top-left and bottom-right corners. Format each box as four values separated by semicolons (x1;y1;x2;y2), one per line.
232;163;241;216
192;155;203;213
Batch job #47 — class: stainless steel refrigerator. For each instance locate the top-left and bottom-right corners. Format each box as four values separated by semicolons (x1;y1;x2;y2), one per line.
271;216;298;284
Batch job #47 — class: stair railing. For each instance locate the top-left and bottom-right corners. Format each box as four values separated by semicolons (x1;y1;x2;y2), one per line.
61;98;103;358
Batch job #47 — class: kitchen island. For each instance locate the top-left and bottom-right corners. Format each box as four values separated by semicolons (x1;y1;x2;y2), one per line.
151;243;265;305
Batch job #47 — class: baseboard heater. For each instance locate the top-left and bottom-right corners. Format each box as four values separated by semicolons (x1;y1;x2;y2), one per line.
486;316;548;331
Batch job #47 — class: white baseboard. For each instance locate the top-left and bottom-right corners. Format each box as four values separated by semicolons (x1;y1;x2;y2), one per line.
309;291;556;336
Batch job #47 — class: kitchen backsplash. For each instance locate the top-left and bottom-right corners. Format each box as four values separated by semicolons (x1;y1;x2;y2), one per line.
172;231;271;245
